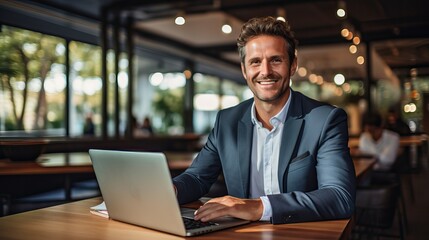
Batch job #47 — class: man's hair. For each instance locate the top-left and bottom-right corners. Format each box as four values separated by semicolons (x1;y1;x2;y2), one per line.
363;113;383;128
237;16;298;65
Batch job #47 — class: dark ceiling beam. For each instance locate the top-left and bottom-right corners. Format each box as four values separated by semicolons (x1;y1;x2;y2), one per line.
390;63;429;70
26;0;100;20
134;28;240;68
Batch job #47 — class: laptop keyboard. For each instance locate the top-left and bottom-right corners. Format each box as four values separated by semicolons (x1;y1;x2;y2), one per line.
182;217;218;230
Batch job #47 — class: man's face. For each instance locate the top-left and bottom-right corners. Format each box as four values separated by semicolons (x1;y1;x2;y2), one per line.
241;35;297;104
364;125;383;141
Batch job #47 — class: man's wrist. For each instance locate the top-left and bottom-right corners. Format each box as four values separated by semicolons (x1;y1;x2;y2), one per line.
259;196;272;221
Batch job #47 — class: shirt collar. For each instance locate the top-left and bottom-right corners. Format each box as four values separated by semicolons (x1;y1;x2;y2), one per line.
251;90;292;127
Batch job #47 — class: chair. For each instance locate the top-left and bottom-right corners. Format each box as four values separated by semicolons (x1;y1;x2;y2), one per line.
353;182;405;240
370;171;409;234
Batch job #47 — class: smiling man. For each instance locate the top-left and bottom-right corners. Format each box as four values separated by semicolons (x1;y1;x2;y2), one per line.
173;16;355;224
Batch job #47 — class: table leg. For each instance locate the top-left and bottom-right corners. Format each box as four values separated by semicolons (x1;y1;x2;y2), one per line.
0;194;10;216
64;174;71;200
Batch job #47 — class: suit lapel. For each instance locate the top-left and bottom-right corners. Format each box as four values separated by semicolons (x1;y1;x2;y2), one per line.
238;105;253;198
278;91;304;191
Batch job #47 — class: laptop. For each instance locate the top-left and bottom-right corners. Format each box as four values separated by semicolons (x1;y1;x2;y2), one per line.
88;149;250;236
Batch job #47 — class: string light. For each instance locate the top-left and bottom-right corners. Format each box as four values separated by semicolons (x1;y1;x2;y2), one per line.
336;0;347;18
349;44;357;54
357;56;365;65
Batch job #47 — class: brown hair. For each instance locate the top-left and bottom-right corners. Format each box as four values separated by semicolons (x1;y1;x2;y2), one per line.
237;16;298;65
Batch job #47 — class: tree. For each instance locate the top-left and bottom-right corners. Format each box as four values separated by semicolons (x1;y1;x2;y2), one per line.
0;26;64;130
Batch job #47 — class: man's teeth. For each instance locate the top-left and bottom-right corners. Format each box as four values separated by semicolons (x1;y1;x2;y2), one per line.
258;81;276;85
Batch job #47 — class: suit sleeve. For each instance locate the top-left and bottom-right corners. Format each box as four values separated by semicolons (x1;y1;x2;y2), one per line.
172;113;223;204
268;108;356;224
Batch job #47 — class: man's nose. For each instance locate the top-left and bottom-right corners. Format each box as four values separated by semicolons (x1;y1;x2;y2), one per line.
260;60;272;77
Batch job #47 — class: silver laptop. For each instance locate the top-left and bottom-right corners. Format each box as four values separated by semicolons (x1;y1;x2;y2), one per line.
89;149;249;236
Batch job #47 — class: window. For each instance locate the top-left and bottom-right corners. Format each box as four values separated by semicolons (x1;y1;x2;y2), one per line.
69;41;102;137
192;74;249;134
0;26;66;136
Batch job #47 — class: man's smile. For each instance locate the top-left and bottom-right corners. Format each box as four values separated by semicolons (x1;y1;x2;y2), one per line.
255;79;279;85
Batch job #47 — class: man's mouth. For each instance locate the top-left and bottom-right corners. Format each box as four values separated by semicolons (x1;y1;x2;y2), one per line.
256;79;278;85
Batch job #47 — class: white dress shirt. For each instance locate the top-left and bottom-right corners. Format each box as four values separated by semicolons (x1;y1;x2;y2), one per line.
249;92;291;221
359;129;400;171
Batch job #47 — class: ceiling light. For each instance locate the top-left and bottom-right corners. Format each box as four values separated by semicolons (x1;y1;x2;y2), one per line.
277;7;287;22
276;16;286;22
222;23;232;34
337;0;347;18
175;12;186;25
334;73;345;85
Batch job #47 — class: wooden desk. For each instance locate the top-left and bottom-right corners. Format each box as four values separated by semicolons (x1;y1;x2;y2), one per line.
352;157;376;181
348;134;428;148
349;134;428;169
1;152;374;197
1;151;374;178
0;152;94;175
0;197;352;240
0;153;94;201
0;153;374;239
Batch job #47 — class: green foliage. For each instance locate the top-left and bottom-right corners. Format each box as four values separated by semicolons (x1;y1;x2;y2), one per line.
152;89;184;133
0;26;67;131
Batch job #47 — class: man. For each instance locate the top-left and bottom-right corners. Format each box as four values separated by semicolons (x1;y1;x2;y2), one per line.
359;113;400;171
173;16;355;224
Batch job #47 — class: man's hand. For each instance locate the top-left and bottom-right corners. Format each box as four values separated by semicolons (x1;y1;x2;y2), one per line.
194;195;263;222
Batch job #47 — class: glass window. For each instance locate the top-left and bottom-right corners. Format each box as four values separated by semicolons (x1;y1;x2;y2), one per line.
221;80;250;109
149;72;185;135
69;41;102;137
0;25;66;136
106;50;129;137
193;73;220;134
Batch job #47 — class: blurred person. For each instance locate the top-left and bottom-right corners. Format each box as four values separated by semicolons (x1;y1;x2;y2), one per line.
359;113;400;171
172;16;355;224
83;114;95;136
141;117;154;136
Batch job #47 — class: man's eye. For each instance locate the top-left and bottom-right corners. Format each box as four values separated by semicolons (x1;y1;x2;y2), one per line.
271;58;282;63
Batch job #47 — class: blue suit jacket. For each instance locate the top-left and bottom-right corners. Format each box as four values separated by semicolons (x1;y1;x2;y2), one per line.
173;90;356;224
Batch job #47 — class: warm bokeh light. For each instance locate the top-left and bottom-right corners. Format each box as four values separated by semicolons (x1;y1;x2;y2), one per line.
353;36;361;45
404;103;417;113
357;56;365;65
298;67;307;77
316;75;324;85
341;28;349;38
183;69;192;79
309;73;317;83
346;31;354;40
349;45;357;54
342;82;351;93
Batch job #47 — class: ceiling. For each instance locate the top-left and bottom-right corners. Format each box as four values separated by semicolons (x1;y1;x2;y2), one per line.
10;0;429;83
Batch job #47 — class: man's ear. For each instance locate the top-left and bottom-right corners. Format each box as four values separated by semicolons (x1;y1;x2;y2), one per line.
290;57;298;76
241;63;247;80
